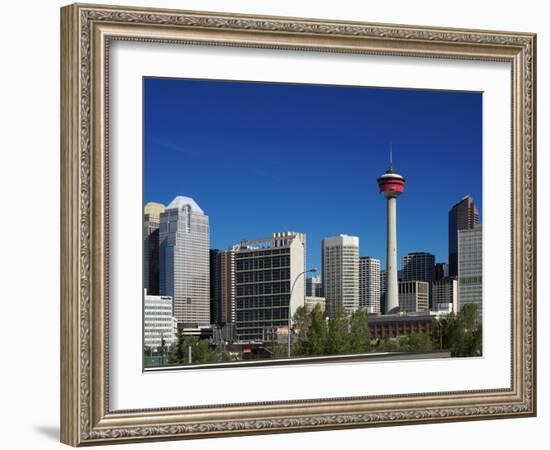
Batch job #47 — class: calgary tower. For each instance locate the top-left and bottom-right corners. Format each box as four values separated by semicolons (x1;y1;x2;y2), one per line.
377;152;406;314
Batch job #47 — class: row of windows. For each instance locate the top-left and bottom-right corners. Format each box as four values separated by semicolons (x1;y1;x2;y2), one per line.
236;295;290;309
236;248;289;257
236;268;290;283
236;309;289;322
459;276;482;285
236;282;290;296
236;256;290;271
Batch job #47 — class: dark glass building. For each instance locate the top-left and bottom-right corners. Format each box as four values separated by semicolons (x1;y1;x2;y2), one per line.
448;196;479;277
143;202;165;295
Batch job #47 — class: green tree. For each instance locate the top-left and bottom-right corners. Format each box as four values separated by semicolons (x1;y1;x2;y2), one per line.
194;339;219;363
349;309;370;353
167;325;188;364
182;336;219;364
167;342;179;364
431;313;455;350
326;307;350;355
307;304;328;355
430;305;482;357
291;305;311;356
376;336;400;352
398;332;432;352
461;304;480;330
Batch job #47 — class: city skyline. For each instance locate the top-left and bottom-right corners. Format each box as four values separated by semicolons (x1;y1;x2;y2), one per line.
144;77;482;272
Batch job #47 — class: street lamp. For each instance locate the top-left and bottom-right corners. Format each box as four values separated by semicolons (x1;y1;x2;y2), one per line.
288;268;317;358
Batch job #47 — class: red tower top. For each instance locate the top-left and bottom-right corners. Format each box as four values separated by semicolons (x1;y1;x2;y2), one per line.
377;166;406;199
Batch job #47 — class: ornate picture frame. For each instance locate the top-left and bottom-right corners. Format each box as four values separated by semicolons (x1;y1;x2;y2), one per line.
60;3;536;446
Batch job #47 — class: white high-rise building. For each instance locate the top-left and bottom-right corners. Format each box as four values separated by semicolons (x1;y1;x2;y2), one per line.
144;290;177;349
359;256;381;313
322;235;359;318
159;196;210;326
458;224;483;316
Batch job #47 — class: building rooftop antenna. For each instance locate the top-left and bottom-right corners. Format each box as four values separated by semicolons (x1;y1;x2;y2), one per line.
387;141;395;173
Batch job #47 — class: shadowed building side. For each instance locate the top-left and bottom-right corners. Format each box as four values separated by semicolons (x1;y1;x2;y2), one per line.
143;202;166;295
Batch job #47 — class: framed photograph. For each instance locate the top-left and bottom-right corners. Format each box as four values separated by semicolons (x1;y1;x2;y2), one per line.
60;3;537;446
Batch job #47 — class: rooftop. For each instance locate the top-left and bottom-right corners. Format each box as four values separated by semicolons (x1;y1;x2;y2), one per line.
166;196;204;214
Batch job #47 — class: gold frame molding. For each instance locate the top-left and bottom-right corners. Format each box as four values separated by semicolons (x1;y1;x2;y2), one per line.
60;3;537;446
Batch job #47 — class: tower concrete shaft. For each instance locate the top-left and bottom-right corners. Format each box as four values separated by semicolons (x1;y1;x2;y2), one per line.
385;197;399;313
377;161;405;314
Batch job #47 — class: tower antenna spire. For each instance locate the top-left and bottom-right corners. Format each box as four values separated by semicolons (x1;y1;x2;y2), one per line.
377;144;406;314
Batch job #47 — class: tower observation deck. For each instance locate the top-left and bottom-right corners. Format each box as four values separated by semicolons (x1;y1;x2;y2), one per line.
377;163;406;314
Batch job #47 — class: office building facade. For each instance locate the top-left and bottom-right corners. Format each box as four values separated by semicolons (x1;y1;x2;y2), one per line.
219;249;236;325
398;280;430;313
322;235;359;318
144;290;178;350
359;256;381;313
234;232;306;341
449;195;479;277
209;249;223;325
210;248;236;327
143;202;165;295
433;277;458;313
304;296;326;313
458;224;483;316
380;269;387;315
306;275;323;297
401;252;435;284
434;262;449;281
159;196;210;326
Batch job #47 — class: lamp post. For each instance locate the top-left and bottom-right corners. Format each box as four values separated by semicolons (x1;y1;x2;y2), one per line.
288;268;317;359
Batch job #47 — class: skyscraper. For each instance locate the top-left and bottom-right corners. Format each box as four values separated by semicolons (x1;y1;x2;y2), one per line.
210;248;236;327
322;235;359;318
159;196;210;326
398;281;429;313
306;275;323;297
401;252;435;308
433;277;458;312
449;195;479;277
458;224;483;316
401;252;435;284
377;162;406;314
380;269;387;314
143;202;165;295
209;249;222;326
220;249;236;326
434;262;449;281
359;256;381;313
234;232;306;341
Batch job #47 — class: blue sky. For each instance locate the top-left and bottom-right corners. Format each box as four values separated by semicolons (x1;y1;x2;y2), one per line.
144;77;482;271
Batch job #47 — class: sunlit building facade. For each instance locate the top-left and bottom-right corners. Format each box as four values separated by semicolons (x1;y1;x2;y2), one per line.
359;256;381;313
159;196;210;326
322;235;359;318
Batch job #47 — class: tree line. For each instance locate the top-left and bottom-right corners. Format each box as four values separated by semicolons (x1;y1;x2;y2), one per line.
155;303;482;365
291;303;482;358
